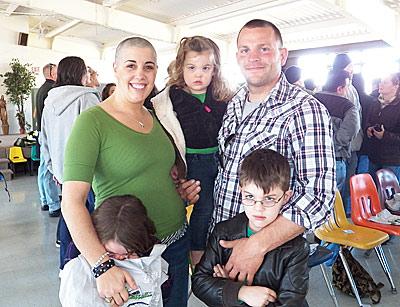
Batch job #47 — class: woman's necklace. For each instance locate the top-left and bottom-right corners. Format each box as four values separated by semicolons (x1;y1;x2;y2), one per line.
134;118;145;128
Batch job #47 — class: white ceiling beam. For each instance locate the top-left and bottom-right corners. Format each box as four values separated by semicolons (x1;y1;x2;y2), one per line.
1;0;174;43
102;0;131;8
5;3;18;16
45;19;81;38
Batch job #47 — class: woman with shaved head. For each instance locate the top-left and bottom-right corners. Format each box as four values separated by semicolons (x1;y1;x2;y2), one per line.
61;37;193;307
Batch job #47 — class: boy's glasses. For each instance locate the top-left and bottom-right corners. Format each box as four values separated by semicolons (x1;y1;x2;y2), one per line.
242;192;286;208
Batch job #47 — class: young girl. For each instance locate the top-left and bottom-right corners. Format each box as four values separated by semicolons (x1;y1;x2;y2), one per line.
153;36;232;265
59;195;168;307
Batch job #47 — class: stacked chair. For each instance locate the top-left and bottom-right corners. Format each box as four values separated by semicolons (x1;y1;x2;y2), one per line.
349;173;399;294
375;169;400;214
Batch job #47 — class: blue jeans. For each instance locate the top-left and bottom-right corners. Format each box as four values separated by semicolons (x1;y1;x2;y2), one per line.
186;153;218;250
162;231;189;307
356;154;370;174
336;160;346;195
343;152;358;216
59;189;95;269
37;152;60;212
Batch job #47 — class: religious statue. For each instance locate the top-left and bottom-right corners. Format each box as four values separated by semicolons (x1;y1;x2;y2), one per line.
0;95;9;134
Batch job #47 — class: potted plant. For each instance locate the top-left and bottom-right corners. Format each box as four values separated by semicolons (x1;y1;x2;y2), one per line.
1;58;36;134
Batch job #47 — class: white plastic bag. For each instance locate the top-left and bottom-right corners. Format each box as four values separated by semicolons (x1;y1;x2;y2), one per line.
59;244;168;307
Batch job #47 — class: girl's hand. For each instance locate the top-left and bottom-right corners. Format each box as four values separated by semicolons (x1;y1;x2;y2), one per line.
97;266;137;306
177;179;201;203
238;286;277;307
213;264;229;278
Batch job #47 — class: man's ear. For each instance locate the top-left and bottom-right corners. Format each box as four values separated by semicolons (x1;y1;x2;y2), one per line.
279;48;288;66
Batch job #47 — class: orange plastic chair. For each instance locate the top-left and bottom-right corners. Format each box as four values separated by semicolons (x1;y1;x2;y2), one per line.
315;192;395;306
376;169;400;213
350;173;400;236
8;146;28;174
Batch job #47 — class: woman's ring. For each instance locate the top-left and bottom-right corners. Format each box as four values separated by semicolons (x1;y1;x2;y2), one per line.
104;297;113;304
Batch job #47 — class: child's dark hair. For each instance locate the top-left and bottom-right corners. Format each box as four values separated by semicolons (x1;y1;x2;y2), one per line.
92;195;158;256
167;35;232;102
239;149;290;193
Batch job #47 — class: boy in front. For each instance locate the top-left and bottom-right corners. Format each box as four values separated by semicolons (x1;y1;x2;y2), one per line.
192;149;309;306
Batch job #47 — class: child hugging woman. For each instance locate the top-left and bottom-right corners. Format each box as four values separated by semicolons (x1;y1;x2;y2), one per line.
153;36;232;265
59;195;168;307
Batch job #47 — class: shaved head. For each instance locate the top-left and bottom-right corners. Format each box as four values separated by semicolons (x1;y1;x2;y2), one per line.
115;37;157;64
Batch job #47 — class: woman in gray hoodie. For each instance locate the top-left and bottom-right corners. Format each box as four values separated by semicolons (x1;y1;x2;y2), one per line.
40;56;100;269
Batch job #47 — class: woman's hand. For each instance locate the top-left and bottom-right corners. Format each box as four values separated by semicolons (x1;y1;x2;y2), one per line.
238;285;277;307
367;126;375;138
373;125;385;139
97;266;137;306
176;179;201;204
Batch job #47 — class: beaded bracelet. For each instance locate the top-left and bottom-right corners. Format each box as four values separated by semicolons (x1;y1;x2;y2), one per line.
92;251;109;269
92;259;115;278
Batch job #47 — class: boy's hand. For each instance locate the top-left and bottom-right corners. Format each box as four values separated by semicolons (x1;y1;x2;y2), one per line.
213;264;229;278
238;285;277;307
220;237;264;285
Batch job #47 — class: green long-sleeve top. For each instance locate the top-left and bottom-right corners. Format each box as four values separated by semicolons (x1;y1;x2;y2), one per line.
64;106;185;239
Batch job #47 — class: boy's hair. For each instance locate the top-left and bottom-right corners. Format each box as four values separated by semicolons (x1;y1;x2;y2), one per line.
167;35;232;102
92;195;158;256
239;149;290;193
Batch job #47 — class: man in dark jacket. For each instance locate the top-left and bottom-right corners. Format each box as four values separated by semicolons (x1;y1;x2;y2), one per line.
193;149;309;307
36;63;57;131
36;63;61;217
314;70;359;200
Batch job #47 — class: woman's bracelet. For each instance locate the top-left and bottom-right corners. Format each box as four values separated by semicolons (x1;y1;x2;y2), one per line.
92;259;115;278
92;251;109;269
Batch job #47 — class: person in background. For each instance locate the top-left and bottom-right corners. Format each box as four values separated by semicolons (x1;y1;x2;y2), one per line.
332;53;362;214
304;78;317;93
370;78;381;98
366;72;400;180
152;36;232;266
61;37;192;307
193;149;309;307
352;73;376;174
87;66;100;88
41;56;101;268
36;63;60;216
207;19;334;285
101;83;116;101
59;195;167;307
314;70;359;197
284;65;314;95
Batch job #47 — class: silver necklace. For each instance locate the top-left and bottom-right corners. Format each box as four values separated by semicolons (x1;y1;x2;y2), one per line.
134;119;144;128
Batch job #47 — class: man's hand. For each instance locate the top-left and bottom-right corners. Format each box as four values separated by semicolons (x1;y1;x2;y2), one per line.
238;285;277;307
366;126;374;138
176;179;201;204
97;266;137;306
213;264;229;278
219;237;264;285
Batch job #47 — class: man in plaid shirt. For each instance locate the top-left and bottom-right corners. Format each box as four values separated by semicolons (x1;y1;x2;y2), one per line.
210;19;336;284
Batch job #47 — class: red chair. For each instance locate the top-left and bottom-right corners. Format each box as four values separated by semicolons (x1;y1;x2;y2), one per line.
376;169;400;213
350;173;400;293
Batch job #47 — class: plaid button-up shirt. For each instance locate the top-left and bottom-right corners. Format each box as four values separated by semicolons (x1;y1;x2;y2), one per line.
213;74;336;230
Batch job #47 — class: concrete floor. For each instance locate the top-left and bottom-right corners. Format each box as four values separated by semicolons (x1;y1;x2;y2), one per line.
1;175;400;306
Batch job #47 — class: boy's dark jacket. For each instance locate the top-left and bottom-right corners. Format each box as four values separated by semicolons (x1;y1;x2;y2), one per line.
192;212;309;307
